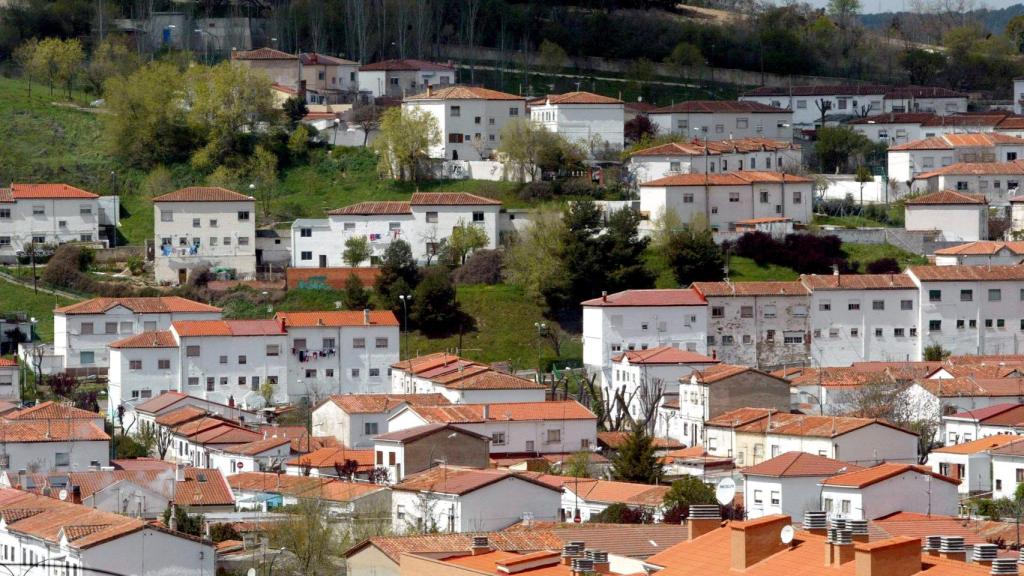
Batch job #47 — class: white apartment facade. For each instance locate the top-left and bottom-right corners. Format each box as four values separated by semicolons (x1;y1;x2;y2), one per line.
929;435;1023;495
153;186;257;285
291;192;502;266
312;393;451;449
903;190;988;242
0;183;101;261
402;85;527;161
887;133;1024;187
638;171;814;233
0;419;110;472
529;91;625;150
626;138;802;185
581;289;708;390
934;241;1024;266
390;352;547;404
608;347;718;421
357;59;455;98
0;359;18;402
742;452;860;522
54;296;222;373
819;463;959;520
912;160;1024;206
740;85;968;127
648;101;792;141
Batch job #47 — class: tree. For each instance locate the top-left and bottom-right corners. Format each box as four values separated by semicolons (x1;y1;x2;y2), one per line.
260;378;277;406
624;115;657;144
103;62;195;167
283;96;309;127
376;239;419;311
342;273;371;310
47;372;79;399
208;523;241;543
538;39;570;76
1009;15;1024;53
663;475;716;518
349;104;381;146
591;502;653;524
445;220;489;266
815;126;873;173
13;39;38;99
372;106;440;181
162;506;204;536
924;343;950;361
901;48;946;85
504;206;567;304
453;249;503;285
498;119;580;182
555;450;594;479
665;42;703;73
249;145;280;220
83;37;140;95
267;498;340;575
866;257;900;274
343;236;372;267
411;267;464;336
140;165;175;198
609;424;663;484
664;227;725;286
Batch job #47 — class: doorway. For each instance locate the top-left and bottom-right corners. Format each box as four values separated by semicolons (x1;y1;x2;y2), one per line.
178;269;187;284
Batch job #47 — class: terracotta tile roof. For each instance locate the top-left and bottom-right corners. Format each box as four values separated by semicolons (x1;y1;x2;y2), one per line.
392;352;463;373
348;530;564;562
270;83;297;95
611;346;718;365
523;474;669;506
4;183;98;199
389;354;543;390
108;330;178;349
440;370;544;391
0;358;16;367
228;472;384;503
410;192;502;206
692;281;808;297
405;400;596;424
133;391;189;414
641;171;812;187
172;319;286;337
915;159;1024;179
741;451;863;477
218;436;292;456
405;85;524;101
275;310;399;327
285;446;375;469
651;100;788;114
736;217;792;225
0;420;108;442
741;412;912;438
694;364;773;384
154;406;208;427
325;393;450;414
173;417;261;445
54;296;221;315
231;47;297;60
934;240;1024;256
933;434;1024;455
910;264;1024;281
393;466;559;496
375;423;489;443
286;267;382;290
905;190;987;205
917;378;1024;398
705;407;779;428
110;459;175;473
6;401;101;422
946;403;1024;422
891;132;1024;151
774;366;889;388
537;91;623;105
66;468;234;506
630;137;797;157
889;136;954;151
358;58;454;72
872;512;987;546
596;431;684;450
581;288;706;307
298;52;357;66
152;186;254;202
988;438;1024;457
326;200;411;215
799;273;916;290
822;462;958;488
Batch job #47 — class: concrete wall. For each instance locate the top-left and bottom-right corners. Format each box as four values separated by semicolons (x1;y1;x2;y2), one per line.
905;204;987;242
744;475;821;521
704;294;810;368
401;430;490;477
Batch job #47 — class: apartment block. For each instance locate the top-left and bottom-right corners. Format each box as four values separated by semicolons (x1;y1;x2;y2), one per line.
0;183;100;262
627;137;801;185
648;101;793;141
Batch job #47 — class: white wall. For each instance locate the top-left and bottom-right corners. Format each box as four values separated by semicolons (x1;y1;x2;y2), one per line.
531;102;625;150
0;197;101;259
285;325;399;399
154;199;256;284
905;204;987;242
175;332;289;407
391;477;560;534
628;149;802;185
638;182;813;234
912;277;1024;358
744;475;822;521
403;98;526;161
649;111;792;140
992;452;1024;499
703;293;810;368
108;346;180;416
82;526;216;575
2;439;108;473
807;287;920;366
821;471;959;520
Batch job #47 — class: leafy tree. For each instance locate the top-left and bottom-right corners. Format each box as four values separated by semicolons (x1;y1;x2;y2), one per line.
47;372;79;399
372;106;440;181
162;506;204;536
140;166;176;198
32;37;83;98
663;475;717;518
538;39;570;76
901;48;946;85
591;502;653;524
453;249;503;285
1009;15;1024;54
664;227;724;286
103;62;195;167
815;126;873;173
411;267;464;337
342;273;371;310
610;424;663;484
505;206;567;304
665;42;703;72
343;236;372;267
83;37;140;94
445;220;489;266
603;208;655;290
555;451;593;479
260;378;277;406
624;115;657;144
249;145;280;219
13;39;38;98
208;523;241;543
267;498;340;575
114;434;150;458
283;95;309;127
287;124;313;161
498;119;582;182
376;240;419;312
924;343;950;361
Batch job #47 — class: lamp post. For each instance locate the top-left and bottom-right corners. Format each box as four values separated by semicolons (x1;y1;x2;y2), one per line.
399;294;411;360
194;28;217;64
534;322;547;379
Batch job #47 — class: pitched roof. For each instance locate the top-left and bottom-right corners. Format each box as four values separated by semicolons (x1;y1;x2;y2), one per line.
172;319;286;337
890;132;1024;150
630;137;797;157
0;420;109;442
152;187;254;203
6;401;101;422
133;391;189;414
326;201;411;215
692;281;809;297
651;100;788;114
0;358;16;367
410;192;502;206
872;511;988;546
596;431;684;450
108;330;178;349
374;423;490;443
932;434;1024;455
848;112;941;125
904;190;987;205
154;405;208;428
67;468;234;506
405;86;524;101
285;446;376;469
54;296;221;315
231;47;297;60
705;407;779;428
915;159;1024;179
917;378;1024;399
743;83;965;98
934;240;1024;256
217;436;292;456
640;171;812;187
524;474;670;506
537;91;623;105
392;466;558;496
581;288;706;307
822;462;958;488
1;184;98;200
389;353;544;391
298;52;357;66
707;408;915;439
694;364;779;384
324;393;450;414
402;401;596;424
358;58;454;72
799;273;916;290
611;346;718;365
392;352;464;373
909;264;1024;281
227;472;384;503
275;310;399;327
741;451;863;477
347;530;564;562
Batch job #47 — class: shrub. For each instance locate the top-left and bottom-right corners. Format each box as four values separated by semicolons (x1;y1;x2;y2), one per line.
866;257;901;274
453;249;504;285
591;502;653;524
517;181;554;202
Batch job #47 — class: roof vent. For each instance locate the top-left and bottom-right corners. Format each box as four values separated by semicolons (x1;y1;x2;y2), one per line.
689;504;721;519
803;511;827;531
993;558;1019;575
975;543;1000;563
939;536;966;553
847;519;868;536
472;536;489;548
829;518;848;531
831;529;852;545
570;558;594;574
561;544;581;559
924;535;943;551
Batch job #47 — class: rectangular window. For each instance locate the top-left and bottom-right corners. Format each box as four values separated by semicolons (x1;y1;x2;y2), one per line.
754;490;763;504
850;328;859;337
322;338;336;349
961;289;973;302
901;300;913;310
209;219;218;228
929;290;941;302
929;320;941;331
874;328;883;337
238;237;249;246
266;345;279;356
351;368;360;377
711;306;724;318
848;300;860;311
740;306;754;318
450;105;461;117
894;328;904;337
237;211;250;221
55;453;70;467
759;191;769;203
300;251;312;260
219;355;228;364
193;218;201;228
238;355;247;365
186;346;200;357
81;322;94;335
872;300;884;310
793;191;802;204
763;305;776;318
105;322;118;334
237;376;246;386
990;289;1002;301
364;422;379;435
353;338;366;349
129;360;143;370
426;211;438;223
683;193;694;203
370;368;380;377
546;429;561;444
376;337;389;349
819;300;831;311
472;211;485;223
300;228;312;238
158;359;171;370
729;192;740;203
509;107;519;116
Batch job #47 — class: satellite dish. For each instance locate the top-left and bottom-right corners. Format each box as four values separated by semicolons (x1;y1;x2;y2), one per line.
247;569;257;576
58;489;68;502
780;525;795;545
715;478;737;506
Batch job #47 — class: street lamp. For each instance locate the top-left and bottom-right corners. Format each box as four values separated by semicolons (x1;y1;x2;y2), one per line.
399;294;411;360
534;322;547;376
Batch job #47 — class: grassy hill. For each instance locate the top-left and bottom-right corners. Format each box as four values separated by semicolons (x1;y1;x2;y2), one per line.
0;281;73;343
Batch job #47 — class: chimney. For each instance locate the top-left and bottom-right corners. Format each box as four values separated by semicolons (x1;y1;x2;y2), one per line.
688;504;722;540
482;405;489;420
601;291;608;302
802;511;828;537
570;558;594;576
175;463;186;482
470;535;490;556
279;316;287;332
363;308;370;326
848;519;869;543
826;529;854;567
938;536;966;562
585;550;610;574
922;535;942;557
991;558;1018;575
973;543;999;567
560;544;582;566
730;515;792;571
854;536;922;576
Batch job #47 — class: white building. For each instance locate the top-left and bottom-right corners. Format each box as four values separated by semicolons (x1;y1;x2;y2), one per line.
887;133;1024;190
108;330;182;412
540;476;669;523
742;451;862;522
626;138;801;185
357;59;455;98
276;310;400;397
126;390;261;431
53;296;222;374
389;466;560;534
291;192;502;266
929;434;1023;495
529;91;624;151
402;85;527;161
0;487;216;575
740;85;968;128
648;101;792;141
0;183;101;261
167;416;262;467
989;438;1024;498
228;471;391;518
153;186;257;285
934;241;1024;266
311;393;451;449
638;171;814;233
609;347;718;423
692;281;811;368
581;289;709;390
373;422;491;482
1014;78;1024;115
0;359;19;402
390;352;546;404
940;403;1024;446
802;273;921;366
206;436;293;478
819;462;960;520
912;160;1024;207
0;418;109;472
904;190;988;242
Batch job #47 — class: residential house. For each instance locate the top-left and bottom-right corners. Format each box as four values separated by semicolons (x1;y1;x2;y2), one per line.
887;133;1024;193
0;183;101;262
255;228;291;270
528;91;625;151
988;438;1024;498
581;289;709;391
298;52;359;101
934;241;1024;266
276;310;400;397
153;187;256;285
0;487;216;575
284;445;376;478
529;474;670;523
389;466;561;534
648;101;792;140
358;59;455;98
291;192;502;266
609;347;718;425
658;446;734;480
626;138;802;185
387;401;597;456
904;190;988;242
230;47;300;87
390;353;546;404
819;463;959;520
53;296;222;374
55;466;235;517
207;436;293;477
0;418;109;473
402;85;527;161
228;471;390;518
312;393;451;449
0;358;16;402
742;451;863;521
692;280;811;368
850;111;1024;144
5;401;104;429
638;171;814;233
929;434;1023;495
912;160;1024;206
941;404;1024;445
126;391;261;431
373;423;491;482
167;416;262;467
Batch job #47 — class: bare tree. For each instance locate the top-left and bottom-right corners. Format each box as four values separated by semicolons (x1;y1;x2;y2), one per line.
155;425;173;460
833;377;937;464
349;105;381;146
815;98;833;128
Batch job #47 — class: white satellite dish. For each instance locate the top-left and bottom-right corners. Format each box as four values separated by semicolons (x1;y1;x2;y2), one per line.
715;477;737;506
780;525;795;545
58;489;68;502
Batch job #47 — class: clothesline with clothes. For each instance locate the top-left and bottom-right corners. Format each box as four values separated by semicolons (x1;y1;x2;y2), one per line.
294;348;337;362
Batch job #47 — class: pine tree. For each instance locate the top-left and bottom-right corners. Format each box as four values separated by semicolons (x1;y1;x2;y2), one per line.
610;424;664;484
342;273;371;310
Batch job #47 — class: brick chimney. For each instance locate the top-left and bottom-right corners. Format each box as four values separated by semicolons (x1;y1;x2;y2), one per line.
688;504;722;541
585;550;610;574
848;519;869;544
730;515;792;571
560;544;582;566
470;535;490;556
938;536;966;562
826;529;854;567
854;536;922;576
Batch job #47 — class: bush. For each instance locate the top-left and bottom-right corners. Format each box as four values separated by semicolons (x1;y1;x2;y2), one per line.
591;502;653;524
453;249;503;285
732;232;848;275
517;181;554;202
42;244;132;296
866;257;901;274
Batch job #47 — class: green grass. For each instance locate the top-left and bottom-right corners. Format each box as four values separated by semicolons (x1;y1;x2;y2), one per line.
813;214;892;229
842;242;928;272
0;280;73;343
727;256;799;281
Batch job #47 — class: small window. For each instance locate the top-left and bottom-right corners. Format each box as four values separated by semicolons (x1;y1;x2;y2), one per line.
305;369;317;378
300;228;312;237
450;105;461;117
186;346;201;357
711;306;724;318
351;368;360;377
509;107;519;116
929;290;942;302
193;218;201;228
472;212;485;223
158;359;171;370
239;237;250;246
998;319;1006;328
300;251;312;260
80;322;94;335
266;345;280;356
874;328;883;337
426;211;438;223
353;338;366;349
989;289;1002;302
546;429;561;443
370;368;380;377
323;338;336;349
238;355;247;365
238;376;247;387
219;355;228;364
740;306;753;318
237;211;250;221
819;300;831;311
901;300;913;310
129;360;143;370
364;422;379;435
55;453;70;467
929;320;941;331
872;300;884;311
160;210;173;222
960;289;973;302
848;300;860;311
376;337;389;349
209;219;218;227
894;328;905;337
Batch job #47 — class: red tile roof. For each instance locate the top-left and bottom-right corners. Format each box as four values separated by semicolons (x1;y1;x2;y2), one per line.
641;171;812;187
405;400;596;424
934;240;1024;256
630;137;797;157
218;436;292;456
172;319;286;337
327;201;411;215
523;473;670;506
909;264;1024;281
693;281;808;297
946;403;1024;422
154;405;208;427
231;47;297;60
741;451;862;477
298;52;357;66
66;468;234;506
694;364;779;384
393;466;559;496
152;186;254;202
2;183;98;199
110;458;176;471
358;59;454;72
915;159;1024;179
872;512;988;546
405;86;524;101
707;408;915;439
799;273;916;290
285;446;376;469
933;435;1024;455
822;462;958;488
611;346;718;365
581;288;706;307
917;378;1024;399
374;422;489;443
651;100;788;114
890;132;1024;150
0;358;16;367
55;296;221;315
347;531;564;562
904;190;987;205
275;310;399;327
410;192;502;206
228;472;385;503
0;420;109;442
6;401;101;422
597;431;684;450
108;330;178;349
0;489;153;550
537;91;623;105
325;393;450;414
